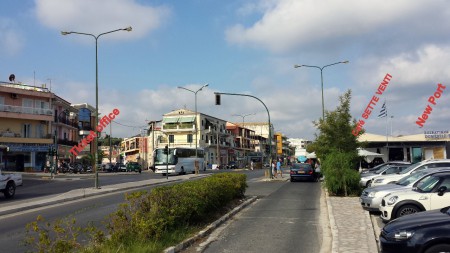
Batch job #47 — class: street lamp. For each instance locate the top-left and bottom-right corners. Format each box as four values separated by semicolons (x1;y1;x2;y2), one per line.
61;26;132;189
232;113;255;166
177;83;209;158
294;61;349;119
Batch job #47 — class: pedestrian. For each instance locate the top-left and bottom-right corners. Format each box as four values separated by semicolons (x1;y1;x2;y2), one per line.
272;161;277;178
276;159;282;178
250;161;254;171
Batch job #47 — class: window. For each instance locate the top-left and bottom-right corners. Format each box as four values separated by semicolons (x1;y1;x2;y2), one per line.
22;123;32;138
23;98;33;108
169;135;174;143
35;124;45;138
187;134;193;143
0;96;4;104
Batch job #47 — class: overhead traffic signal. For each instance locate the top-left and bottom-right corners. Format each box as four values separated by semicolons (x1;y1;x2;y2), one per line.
215;94;221;105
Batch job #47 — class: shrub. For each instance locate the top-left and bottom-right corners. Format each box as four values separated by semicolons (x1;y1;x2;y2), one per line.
322;150;361;196
107;173;247;244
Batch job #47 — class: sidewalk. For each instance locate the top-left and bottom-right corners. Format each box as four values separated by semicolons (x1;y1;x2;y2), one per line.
326;192;380;253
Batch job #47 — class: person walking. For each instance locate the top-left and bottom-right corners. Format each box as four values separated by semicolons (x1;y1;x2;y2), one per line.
276;159;282;178
250;161;254;171
271;161;277;178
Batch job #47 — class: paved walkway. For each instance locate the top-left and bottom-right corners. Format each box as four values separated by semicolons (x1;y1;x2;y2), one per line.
326;193;379;253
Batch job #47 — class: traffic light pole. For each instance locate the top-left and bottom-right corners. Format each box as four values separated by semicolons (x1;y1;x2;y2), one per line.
214;92;273;178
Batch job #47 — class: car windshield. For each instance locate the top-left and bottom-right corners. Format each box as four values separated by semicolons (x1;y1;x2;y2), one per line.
398;163;419;174
396;171;429;186
292;163;312;170
416;175;440;192
374;165;390;174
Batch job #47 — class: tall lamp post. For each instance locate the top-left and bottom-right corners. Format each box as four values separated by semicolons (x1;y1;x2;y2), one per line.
294;61;349;119
177;83;209;158
61;26;132;189
232;113;255;166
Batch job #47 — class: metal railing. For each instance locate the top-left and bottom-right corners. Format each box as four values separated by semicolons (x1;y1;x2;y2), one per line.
0;104;53;116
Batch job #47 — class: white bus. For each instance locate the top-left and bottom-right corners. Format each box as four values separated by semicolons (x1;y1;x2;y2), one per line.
153;147;205;175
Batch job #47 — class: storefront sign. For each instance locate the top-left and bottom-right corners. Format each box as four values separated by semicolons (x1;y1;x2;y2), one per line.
424;130;449;139
4;143;52;152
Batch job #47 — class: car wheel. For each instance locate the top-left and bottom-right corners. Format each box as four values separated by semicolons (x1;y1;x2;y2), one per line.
395;204;420;219
290;178;294;182
4;182;16;198
424;244;450;253
366;180;371;188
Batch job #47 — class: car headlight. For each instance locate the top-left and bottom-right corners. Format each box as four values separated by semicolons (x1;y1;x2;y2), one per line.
367;192;376;198
386;230;415;241
387;196;398;205
374;178;384;183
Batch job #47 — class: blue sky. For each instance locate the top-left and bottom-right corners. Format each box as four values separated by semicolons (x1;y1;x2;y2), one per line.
1;0;450;140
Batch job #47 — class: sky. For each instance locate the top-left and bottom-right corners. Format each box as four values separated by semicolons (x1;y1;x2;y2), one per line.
1;0;450;140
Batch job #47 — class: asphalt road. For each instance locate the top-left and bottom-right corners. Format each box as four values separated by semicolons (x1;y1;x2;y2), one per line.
185;174;323;253
0;169;267;252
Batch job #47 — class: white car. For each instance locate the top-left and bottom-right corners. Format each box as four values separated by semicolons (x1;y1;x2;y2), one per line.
360;168;450;211
370;159;450;187
379;171;450;221
359;164;409;187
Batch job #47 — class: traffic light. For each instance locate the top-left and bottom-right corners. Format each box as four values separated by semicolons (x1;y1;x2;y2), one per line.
215;94;221;105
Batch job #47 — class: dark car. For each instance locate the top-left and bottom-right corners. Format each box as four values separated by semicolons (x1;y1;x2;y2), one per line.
380;206;450;253
290;163;317;182
126;162;142;173
226;161;237;169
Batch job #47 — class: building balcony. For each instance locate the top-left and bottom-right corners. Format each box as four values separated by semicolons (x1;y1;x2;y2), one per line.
0;104;53;116
55;116;79;129
0;134;53;144
162;123;195;132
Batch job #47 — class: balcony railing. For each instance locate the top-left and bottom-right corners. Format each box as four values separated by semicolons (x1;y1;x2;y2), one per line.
163;123;194;131
0;104;53;116
55;116;79;128
0;130;52;139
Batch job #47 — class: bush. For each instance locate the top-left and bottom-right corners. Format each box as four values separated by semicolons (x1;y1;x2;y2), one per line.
107;173;247;244
322;150;361;196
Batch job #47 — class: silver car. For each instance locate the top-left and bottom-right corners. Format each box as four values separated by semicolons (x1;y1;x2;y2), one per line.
359;164;409;187
360;168;450;212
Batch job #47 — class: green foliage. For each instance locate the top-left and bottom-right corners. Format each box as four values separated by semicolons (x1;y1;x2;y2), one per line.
24;215;104;253
307;90;364;196
322;149;362;196
23;173;247;252
310;90;361;161
107;173;247;245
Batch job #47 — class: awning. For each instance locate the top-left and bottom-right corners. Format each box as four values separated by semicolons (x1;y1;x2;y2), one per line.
178;116;195;123
357;148;383;163
163;117;179;123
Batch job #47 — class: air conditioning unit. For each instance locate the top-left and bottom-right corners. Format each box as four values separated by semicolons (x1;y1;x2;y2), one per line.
10;93;18;99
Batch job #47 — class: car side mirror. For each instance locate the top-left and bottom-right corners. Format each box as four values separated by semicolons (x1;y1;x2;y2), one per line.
438;186;448;196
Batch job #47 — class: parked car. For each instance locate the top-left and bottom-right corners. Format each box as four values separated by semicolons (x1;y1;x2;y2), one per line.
107;163;119;173
117;163;127;172
126;162;142;173
226;161;237;169
370;159;450;187
380;206;450;253
360;168;450;212
360;161;411;174
290;163;317;182
379;171;450;222
360;164;410;187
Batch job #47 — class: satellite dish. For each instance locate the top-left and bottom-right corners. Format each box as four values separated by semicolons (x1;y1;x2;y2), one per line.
9;74;15;82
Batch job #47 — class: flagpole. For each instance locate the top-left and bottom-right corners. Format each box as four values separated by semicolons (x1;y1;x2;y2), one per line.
385;99;389;160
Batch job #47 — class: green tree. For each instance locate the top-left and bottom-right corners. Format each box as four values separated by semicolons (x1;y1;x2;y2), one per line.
309;90;363;196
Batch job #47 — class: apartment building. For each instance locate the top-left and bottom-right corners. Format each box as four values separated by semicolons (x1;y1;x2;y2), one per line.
0;82;53;171
53;95;79;164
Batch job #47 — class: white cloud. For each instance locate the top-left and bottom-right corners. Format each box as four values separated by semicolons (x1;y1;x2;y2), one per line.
225;0;449;54
35;0;171;39
0;18;24;56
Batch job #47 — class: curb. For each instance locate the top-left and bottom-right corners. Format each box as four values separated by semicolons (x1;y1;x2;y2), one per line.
163;196;258;253
324;190;339;253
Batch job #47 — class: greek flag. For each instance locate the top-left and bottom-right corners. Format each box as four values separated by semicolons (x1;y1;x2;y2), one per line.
378;101;387;118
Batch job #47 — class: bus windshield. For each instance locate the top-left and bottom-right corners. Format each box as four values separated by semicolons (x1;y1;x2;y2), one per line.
154;149;176;165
